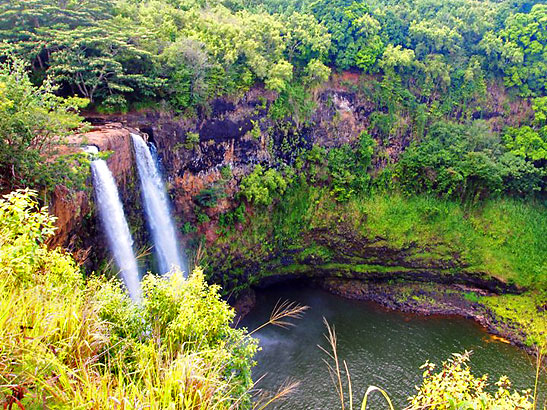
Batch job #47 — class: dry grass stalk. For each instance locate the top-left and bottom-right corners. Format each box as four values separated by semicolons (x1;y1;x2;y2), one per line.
249;299;309;336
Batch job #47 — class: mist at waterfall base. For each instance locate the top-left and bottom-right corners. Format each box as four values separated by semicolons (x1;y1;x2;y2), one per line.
241;283;544;409
91;159;141;300
132;133;186;276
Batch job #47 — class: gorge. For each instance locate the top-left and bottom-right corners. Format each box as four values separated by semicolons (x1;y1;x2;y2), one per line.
0;0;545;407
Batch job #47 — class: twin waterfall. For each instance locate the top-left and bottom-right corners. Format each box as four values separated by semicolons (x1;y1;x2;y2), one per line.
132;133;185;276
91;159;142;300
90;134;185;300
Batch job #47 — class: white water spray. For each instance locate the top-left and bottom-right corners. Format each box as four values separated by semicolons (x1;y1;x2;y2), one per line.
131;133;186;276
91;159;141;300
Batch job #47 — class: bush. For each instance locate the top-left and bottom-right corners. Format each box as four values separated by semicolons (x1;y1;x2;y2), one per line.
0;56;89;193
240;164;288;206
327;132;375;201
408;351;533;409
184;131;200;149
395;121;512;201
0;189;258;409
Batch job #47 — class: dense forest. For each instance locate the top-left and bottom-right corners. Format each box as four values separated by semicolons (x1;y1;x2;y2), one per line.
0;0;545;195
0;0;545;408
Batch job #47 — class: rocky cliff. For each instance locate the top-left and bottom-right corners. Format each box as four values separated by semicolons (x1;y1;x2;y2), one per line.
49;125;147;270
52;76;532;282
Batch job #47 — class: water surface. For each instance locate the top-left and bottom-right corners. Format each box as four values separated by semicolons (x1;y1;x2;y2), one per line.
241;283;544;409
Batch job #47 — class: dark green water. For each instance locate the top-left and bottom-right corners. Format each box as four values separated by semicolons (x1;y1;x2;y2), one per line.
241;283;545;409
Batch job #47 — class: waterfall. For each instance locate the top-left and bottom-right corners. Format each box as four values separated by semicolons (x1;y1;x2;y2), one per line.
91;159;141;300
131;133;186;276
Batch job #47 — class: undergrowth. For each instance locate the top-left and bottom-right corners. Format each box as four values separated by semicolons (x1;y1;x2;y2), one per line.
0;189;258;409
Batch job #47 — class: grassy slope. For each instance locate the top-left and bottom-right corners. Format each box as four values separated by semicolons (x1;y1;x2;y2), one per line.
0;191;256;408
208;182;546;346
212;181;546;289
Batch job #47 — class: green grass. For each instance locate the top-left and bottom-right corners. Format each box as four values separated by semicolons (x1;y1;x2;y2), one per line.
480;292;547;347
0;190;258;409
211;180;546;289
356;194;546;288
226;181;546;289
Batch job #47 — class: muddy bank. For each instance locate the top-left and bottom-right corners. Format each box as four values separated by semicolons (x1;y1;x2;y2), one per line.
323;279;529;345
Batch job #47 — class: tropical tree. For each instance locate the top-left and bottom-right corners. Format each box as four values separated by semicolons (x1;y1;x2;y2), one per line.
0;56;88;193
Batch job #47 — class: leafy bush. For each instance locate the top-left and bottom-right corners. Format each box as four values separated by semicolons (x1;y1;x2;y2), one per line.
184;131;200;149
327;132;375;201
219;203;247;228
408;351;533;409
194;186;226;208
503;126;547;162
0;56;89;193
240;164;288;206
395;121;545;201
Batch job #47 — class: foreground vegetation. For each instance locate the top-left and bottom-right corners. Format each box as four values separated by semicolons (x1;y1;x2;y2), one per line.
1;189;544;409
0;190;257;408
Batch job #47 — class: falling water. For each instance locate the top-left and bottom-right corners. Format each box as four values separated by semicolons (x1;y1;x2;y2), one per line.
91;159;141;300
131;133;186;275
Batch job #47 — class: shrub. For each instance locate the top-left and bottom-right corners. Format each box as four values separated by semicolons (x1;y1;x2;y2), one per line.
240;164;288;206
0;56;89;193
327;132;375;201
184;131;200;149
395;121;514;201
0;189;258;409
408;351;533;409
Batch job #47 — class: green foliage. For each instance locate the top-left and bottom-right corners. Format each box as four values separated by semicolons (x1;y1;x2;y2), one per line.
480;292;547;347
504;126;547;161
327;132;375;201
219;203;247;228
195;186;225;208
212;180;546;291
240;164;288;206
269;82;316;125
45;24;163;104
184;131;200;149
309;0;384;70
250;119;262;139
220;165;233;180
182;221;197;234
394;120;543;200
197;212;211;224
497;4;546;96
0;189;258;408
0;0;544;117
499;153;544;196
0;189;79;288
0;56;89;193
408;352;533;409
0;0;332;110
532;96;547;126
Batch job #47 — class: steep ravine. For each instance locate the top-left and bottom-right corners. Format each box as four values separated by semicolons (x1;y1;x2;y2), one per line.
50;80;542;354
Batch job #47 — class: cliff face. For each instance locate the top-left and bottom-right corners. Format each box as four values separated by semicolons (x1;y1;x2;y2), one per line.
52;76;532;280
49;125;145;269
86;84;380;230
